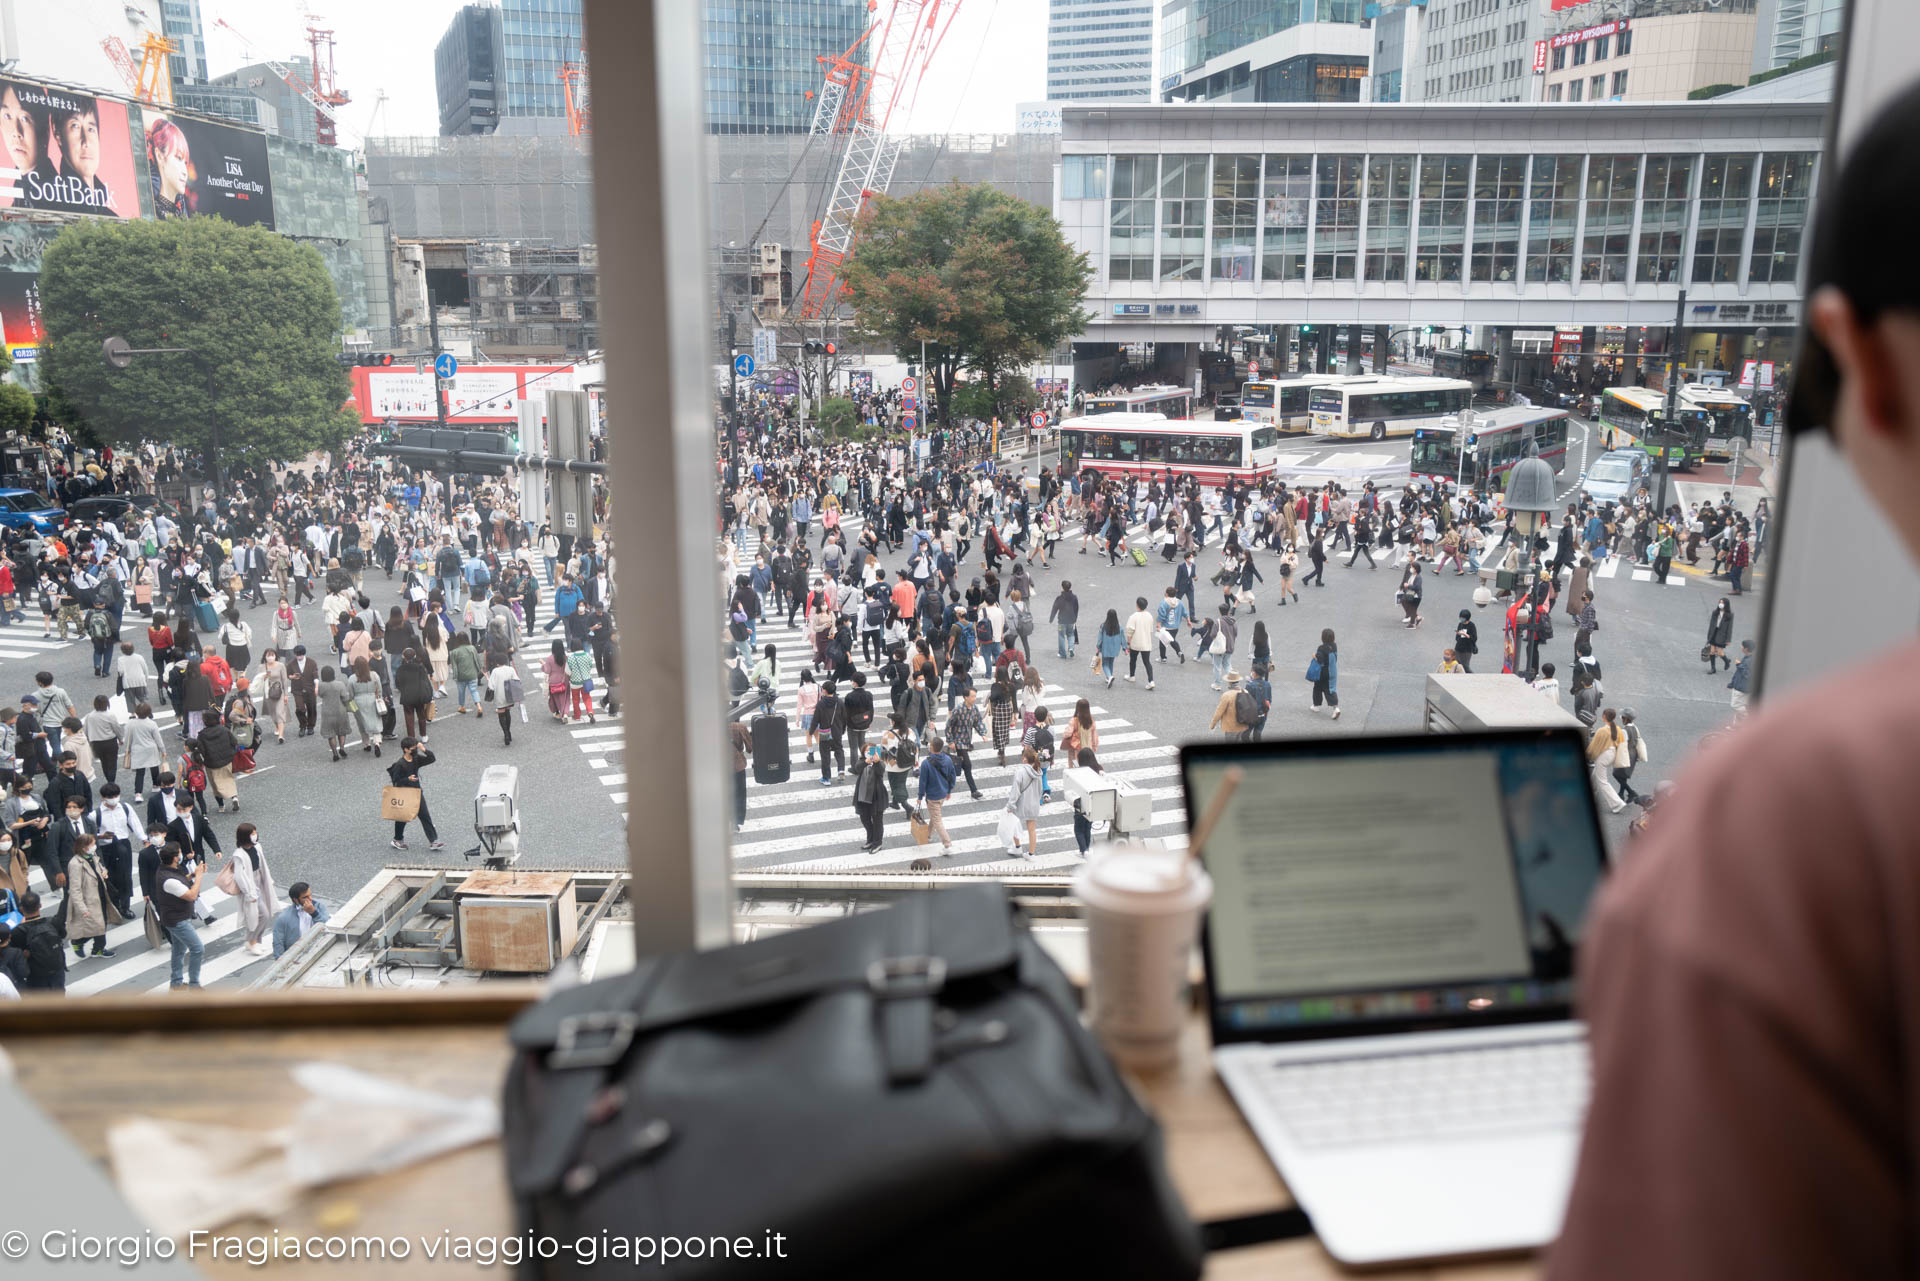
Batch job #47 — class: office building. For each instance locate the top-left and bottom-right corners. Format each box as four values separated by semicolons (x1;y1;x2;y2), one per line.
178;60;323;147
1753;0;1843;72
498;0;585;120
162;0;208;88
436;4;506;136
1046;0;1154;103
1539;2;1757;105
1159;0;1370;105
703;0;868;134
1373;0;1539;105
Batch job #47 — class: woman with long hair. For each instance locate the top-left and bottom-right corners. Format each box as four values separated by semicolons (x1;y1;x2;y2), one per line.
347;656;382;756
1310;627;1340;720
422;612;449;696
1097;607;1125;689
542;639;569;722
1062;696;1099;761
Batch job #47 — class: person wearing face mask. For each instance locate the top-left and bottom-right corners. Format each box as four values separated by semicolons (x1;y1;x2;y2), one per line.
0;827;25;903
224;822;280;957
61;833;119;960
3;776;53;889
155;777;221;865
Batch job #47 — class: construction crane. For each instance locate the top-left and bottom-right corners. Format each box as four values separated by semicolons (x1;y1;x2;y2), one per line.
794;0;963;321
561;61;590;137
212;16;351;146
100;32;178;107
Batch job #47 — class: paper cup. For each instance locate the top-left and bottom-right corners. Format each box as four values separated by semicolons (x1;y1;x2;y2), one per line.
1074;842;1213;1069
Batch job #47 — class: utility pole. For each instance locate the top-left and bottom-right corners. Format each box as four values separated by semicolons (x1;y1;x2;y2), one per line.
426;285;450;434
1656;288;1685;519
726;311;740;487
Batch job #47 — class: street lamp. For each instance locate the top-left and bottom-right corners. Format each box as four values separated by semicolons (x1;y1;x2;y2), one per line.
102;335;226;500
1503;456;1557;680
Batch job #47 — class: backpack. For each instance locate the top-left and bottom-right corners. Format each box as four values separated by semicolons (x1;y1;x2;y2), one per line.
864;598;886;629
1234;689;1258;725
975;615;993;646
1015;608;1034;639
894;735;917;772
85;609;113;641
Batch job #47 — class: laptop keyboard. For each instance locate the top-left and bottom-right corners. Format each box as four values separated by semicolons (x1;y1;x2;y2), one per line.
1252;1036;1591;1150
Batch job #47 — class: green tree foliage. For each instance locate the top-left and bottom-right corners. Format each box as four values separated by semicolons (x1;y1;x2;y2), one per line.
819;395;860;439
841;184;1090;427
37;217;354;466
0;381;34;436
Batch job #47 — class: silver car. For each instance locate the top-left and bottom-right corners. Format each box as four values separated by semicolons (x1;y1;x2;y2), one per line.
1580;450;1650;505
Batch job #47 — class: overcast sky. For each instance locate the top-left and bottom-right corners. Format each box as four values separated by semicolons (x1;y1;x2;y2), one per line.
200;0;1049;142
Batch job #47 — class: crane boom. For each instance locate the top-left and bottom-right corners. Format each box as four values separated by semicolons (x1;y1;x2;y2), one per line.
213;17;349;145
796;0;963;321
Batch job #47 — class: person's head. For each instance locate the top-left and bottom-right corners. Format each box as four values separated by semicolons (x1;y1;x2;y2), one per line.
0;84;43;179
321;664;336;683
57;751;75;773
1021;745;1040;767
1582;590;1593;604
100;782;120;803
1320;628;1336;648
63;792;83;819
1460;608;1472;621
17;889;38;918
351;657;370;681
1742;638;1755;654
1621;707;1637;726
1540;661;1557;681
92;693;109;712
34;671;51;689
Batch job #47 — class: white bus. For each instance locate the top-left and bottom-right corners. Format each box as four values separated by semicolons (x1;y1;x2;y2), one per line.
1679;383;1755;459
1060;412;1282;487
1082;384;1193;420
1307;376;1475;440
1239;374;1350;434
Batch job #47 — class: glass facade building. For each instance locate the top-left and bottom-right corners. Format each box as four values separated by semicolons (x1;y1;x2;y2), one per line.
162;0;209;90
437;5;506;136
499;0;586;119
703;0;870;134
1163;0;1366;74
1047;0;1154;102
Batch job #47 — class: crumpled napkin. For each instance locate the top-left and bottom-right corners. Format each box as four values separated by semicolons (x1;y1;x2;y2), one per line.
108;1061;500;1239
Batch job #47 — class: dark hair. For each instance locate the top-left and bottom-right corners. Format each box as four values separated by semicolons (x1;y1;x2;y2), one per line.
1320;628;1336;647
236;822;257;846
92;693;109;711
18;890;39;915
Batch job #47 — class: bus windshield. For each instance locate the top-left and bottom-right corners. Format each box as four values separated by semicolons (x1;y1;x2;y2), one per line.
1410;433;1458;475
1242;383;1275;408
1308;387;1344;414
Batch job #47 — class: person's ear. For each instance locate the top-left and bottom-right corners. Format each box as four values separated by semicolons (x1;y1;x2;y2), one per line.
1810;286;1907;440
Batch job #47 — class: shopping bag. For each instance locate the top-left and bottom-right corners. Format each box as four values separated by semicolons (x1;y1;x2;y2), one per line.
995;809;1022;851
910;812;931;846
233;747;256;773
381;785;421;822
216;857;238;895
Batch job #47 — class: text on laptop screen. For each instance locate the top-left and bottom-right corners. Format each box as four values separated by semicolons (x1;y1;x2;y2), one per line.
1187;734;1606;1034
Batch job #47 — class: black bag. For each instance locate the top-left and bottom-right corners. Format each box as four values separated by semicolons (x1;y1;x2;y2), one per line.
751;713;790;785
501;886;1203;1281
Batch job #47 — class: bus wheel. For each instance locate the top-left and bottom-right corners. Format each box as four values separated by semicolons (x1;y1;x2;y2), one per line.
1370;421;1387;441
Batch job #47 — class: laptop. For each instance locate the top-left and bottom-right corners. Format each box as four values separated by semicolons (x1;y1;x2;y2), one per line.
1181;728;1609;1267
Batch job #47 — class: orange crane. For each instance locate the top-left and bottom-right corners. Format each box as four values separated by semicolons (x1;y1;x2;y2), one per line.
561;61;590;136
101;32;178;107
795;0;964;321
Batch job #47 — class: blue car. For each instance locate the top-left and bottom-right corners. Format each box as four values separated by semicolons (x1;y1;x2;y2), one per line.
0;488;66;535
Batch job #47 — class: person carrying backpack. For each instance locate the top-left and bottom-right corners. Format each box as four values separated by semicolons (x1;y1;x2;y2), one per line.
85;604;117;678
1209;668;1253;741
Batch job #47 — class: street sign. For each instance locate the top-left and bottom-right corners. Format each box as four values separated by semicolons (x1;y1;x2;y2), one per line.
732;354;755;379
752;328;776;368
901;411;919;432
437;376;455;390
1029;410;1046;429
434;352;459;380
900;375;918;397
1247;361;1259;377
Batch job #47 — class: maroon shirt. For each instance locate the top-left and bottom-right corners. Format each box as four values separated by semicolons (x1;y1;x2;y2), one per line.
1551;638;1920;1279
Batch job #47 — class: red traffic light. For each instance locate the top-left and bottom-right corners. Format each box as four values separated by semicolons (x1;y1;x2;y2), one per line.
380;353;393;366
824;341;837;357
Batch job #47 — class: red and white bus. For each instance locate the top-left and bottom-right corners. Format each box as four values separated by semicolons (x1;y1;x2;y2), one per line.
1082;384;1193;420
1409;406;1572;492
1060;412;1282;487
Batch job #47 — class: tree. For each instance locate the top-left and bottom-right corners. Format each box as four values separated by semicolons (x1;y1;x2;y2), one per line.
841;184;1090;427
37;217;354;467
0;381;33;436
818;395;859;439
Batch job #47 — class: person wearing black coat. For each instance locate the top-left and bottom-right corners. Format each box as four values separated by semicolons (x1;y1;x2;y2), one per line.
1705;597;1735;673
1453;609;1479;672
813;682;845;784
842;674;875;762
394;648;435;740
195;711;241;813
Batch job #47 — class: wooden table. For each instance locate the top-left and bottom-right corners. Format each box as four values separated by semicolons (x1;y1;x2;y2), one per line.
1;992;1537;1280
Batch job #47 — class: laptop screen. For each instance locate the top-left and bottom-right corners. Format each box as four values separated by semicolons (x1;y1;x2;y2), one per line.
1183;730;1609;1044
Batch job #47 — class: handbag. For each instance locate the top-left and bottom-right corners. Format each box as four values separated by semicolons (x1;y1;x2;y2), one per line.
1306;655;1323;682
380;785;421;822
501;886;1202;1281
233;746;256;773
216;856;239;895
141;900;166;949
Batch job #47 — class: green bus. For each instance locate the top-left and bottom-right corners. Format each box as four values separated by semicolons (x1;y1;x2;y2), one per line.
1597;387;1706;470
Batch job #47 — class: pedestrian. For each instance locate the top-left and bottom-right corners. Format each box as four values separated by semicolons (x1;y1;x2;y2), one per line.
1050;579;1079;659
813;680;846;783
1727;638;1755;716
945;689;986;800
194;708;240;813
1397;557;1425;627
1277;543;1299;602
1124;596;1156;689
1069;747;1102;856
273;881;331;957
485;650;523;745
1155;588;1189;664
1573;590;1598;659
1244;663;1273;740
1614;708;1648;805
1303;532;1327;588
852;743;887;852
1002;744;1044;858
148;842;207;990
730;718;752;833
386;736;444;851
1096;608;1125;689
795;669;820;763
1206;603;1238;689
541;639;570;721
1452;608;1479;672
62;833;120;960
1586;707;1629;814
347;658;383;757
1209;668;1252;740
225;821;280;956
1571;662;1604;726
987;676;1016;765
1705;596;1734;673
218;606;253;673
916;735;959;854
82;693;122;785
289;645;320;738
395;647;435;740
1309;628;1340;720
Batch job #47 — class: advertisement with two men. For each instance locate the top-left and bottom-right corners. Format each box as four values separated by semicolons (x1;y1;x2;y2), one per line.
0;76;139;217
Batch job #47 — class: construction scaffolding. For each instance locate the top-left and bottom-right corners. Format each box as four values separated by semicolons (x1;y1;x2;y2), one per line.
466;242;600;358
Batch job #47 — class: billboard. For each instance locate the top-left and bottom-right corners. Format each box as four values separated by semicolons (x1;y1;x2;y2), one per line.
0;77;139;217
0;272;44;362
349;364;585;424
139;108;275;228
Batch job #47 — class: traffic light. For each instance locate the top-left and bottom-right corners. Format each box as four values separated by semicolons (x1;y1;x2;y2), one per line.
803;340;823;356
338;352;395;367
824;341;837;357
1422;325;1434;337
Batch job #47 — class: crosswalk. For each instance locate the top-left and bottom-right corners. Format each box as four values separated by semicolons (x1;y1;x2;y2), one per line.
0;629;79;669
17;700;278;995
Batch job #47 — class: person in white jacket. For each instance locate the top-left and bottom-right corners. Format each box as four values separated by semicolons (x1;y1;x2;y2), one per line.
225;822;281;956
1124;596;1157;690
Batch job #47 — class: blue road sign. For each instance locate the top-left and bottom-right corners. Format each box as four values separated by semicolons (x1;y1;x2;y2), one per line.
732;354;755;378
434;352;458;380
901;411;919;432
